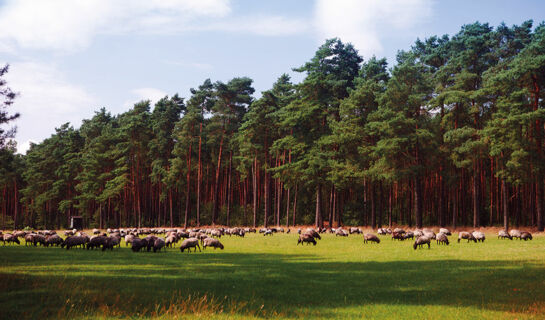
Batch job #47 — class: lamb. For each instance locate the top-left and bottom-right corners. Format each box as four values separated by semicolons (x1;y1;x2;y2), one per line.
180;238;201;253
521;231;533;241
458;232;477;243
335;228;348;237
153;238;166;252
436;232;449;245
363;233;380;244
472;231;485;242
413;236;431;250
498;230;512;240
45;234;63;247
203;237;225;250
62;236;87;250
509;229;522;240
439;228;452;235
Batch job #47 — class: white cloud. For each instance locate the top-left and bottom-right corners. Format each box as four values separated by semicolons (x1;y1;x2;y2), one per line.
124;88;168;109
314;0;433;58
0;0;306;53
0;0;232;52
207;15;309;36
5;62;96;154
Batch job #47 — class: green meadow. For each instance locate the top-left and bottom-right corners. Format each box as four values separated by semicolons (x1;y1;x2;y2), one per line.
1;230;544;319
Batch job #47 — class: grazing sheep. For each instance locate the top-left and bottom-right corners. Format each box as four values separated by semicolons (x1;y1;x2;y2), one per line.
210;229;222;238
349;227;362;234
144;236;157;252
45;234;63;247
521;232;533;241
87;236;108;250
423;230;436;240
180;238;201;253
335;228;348;237
3;234;20;245
363;233;380;244
24;233;36;246
62;236;87;250
458;232;477;243
125;234;135;246
413;229;424;238
436;233;449;245
109;235;121;248
131;238;146;252
392;231;405;241
305;229;321;240
263;229;273;236
509;229;522;240
413;236;431;250
297;233;317;246
377;228;387;235
93;228;100;235
393;228;405;234
472;231;485;242
403;231;414;240
498;230;512;240
153;238;166;252
165;235;178;248
203;237;225;250
32;234;46;246
439;228;452;236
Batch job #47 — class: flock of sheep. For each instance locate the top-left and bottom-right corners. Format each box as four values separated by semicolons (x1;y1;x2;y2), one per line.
0;226;535;253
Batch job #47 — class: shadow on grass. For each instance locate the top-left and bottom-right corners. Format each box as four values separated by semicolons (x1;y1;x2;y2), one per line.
1;248;545;319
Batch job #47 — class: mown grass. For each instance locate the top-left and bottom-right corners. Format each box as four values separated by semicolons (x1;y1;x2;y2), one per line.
1;230;545;319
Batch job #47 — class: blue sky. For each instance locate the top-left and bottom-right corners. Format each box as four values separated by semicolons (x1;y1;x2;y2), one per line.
1;0;545;154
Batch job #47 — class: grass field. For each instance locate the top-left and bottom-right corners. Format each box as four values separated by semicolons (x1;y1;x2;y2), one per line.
1;229;545;319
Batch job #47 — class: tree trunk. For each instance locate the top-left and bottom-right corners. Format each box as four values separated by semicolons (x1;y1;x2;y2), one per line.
502;179;509;231
226;151;232;227
184;142;192;228
315;184;322;229
472;164;479;228
212;131;224;225
252;156;257;228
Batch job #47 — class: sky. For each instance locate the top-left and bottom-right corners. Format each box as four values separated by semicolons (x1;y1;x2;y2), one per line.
1;0;545;154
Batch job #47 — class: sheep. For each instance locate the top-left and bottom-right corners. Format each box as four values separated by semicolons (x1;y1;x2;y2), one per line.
392;231;405;241
165;235;178;248
297;233;317;246
363;233;380;244
3;233;20;245
436;233;449;245
413;236;431;250
498;230;512;240
423;230;436;240
439;228;452;236
144;235;157;252
297;228;302;234
24;233;36;246
413;229;424;238
403;231;415;240
305;229;321;240
109;235;121;248
286;229;291;234
509;229;522;240
393;228;405;234
153;238;166;252
93;228;100;235
101;237;115;251
203;237;224;250
458;232;477;243
125;234;135;246
263;229;273;236
180;238;201;253
32;234;46;246
377;228;387;235
236;229;245;237
131;238;146;252
87;235;108;250
472;231;485;242
62;236;87;250
45;234;63;247
349;227;362;234
521;231;533;241
210;229;222;238
335;228;348;237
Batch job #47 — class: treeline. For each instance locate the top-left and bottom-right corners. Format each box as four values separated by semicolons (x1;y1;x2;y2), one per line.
1;20;545;231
